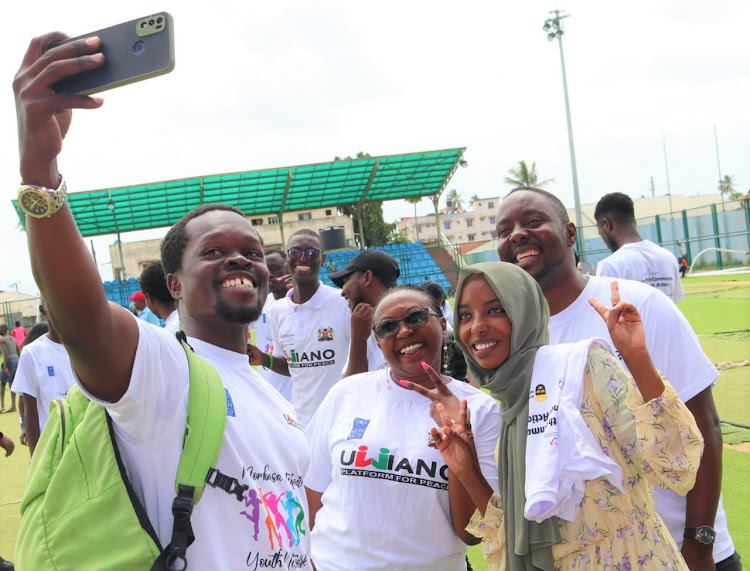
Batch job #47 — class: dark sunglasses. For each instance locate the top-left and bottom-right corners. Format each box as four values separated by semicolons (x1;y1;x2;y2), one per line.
287;247;321;260
372;307;438;340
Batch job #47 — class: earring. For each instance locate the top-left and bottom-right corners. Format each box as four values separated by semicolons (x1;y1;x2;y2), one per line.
442;341;449;373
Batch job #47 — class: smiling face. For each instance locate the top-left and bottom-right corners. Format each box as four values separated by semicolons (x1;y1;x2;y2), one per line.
340;271;367;310
286;234;323;287
373;288;446;381
457;275;512;370
265;252;289;299
496;190;577;290
169;210;268;334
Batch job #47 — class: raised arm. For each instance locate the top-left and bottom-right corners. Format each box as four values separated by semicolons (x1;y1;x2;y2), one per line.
588;281;664;401
14;33;138;401
343;303;375;377
431;402;493;544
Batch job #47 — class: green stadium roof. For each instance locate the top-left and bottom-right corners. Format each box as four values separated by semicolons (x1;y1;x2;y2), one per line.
13;147;466;237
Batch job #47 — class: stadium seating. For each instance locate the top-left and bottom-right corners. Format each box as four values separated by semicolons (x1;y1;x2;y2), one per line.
321;243;451;292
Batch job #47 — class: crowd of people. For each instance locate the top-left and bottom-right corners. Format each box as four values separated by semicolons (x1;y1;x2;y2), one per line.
0;30;741;571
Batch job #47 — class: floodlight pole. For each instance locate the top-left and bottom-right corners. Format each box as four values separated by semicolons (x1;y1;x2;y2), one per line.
108;193;126;281
544;9;584;259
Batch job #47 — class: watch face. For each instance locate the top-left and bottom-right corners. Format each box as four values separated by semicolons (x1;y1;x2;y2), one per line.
20;189;51;218
696;527;716;545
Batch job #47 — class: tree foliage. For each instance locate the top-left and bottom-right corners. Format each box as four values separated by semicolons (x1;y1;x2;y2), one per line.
445;188;463;210
405;196;422;222
387;231;411;245
334;152;395;247
718;175;740;200
339;201;396;247
504;160;554;188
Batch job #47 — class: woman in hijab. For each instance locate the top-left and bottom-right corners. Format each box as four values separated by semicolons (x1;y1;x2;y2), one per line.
426;262;703;571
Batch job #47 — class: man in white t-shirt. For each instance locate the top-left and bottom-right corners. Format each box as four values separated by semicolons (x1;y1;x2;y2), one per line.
250;249;293;401
250;230;352;427
14;38;312;568
11;305;75;456
329;249;400;376
594;192;684;302
139;261;180;333
495;186;739;570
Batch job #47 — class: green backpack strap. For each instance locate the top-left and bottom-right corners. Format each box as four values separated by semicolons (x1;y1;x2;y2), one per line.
155;335;227;571
176;337;227;502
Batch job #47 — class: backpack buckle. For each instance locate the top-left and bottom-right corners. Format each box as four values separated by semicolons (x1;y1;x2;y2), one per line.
205;468;248;502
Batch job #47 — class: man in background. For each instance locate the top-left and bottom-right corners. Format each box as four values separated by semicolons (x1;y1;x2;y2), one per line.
127;291;163;326
594;192;684;302
496;186;738;570
329;249;400;376
11;321;27;348
139;262;179;333
0;324;19;414
12;303;75;456
251;230;352;426
250;249;293;401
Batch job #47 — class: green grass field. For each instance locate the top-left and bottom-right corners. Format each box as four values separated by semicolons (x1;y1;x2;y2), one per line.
2;272;749;566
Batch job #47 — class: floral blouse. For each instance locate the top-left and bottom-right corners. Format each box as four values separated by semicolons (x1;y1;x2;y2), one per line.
466;345;704;571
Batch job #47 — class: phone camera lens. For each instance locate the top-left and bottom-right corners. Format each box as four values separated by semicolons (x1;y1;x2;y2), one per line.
149;19;155;26
157;17;164;24
133;40;146;55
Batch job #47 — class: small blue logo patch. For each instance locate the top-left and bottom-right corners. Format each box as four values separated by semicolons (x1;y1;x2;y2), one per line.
47;366;55;377
347;417;370;440
225;389;236;417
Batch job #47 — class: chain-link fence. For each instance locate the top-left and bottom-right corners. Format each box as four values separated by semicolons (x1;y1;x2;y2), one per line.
424;197;750;288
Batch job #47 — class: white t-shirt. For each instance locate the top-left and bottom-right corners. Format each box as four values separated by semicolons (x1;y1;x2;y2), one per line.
441;300;454;327
596;240;684;302
11;334;76;429
251;295;293;402
79;317;313;570
164;310;181;334
269;284;351;426
341;332;387;376
306;369;501;570
548;275;734;561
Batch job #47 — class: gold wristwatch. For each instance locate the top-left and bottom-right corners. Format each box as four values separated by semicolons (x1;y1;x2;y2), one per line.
18;176;67;219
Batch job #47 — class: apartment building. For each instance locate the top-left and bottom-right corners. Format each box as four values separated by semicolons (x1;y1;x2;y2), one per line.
108;207;355;281
398;198;500;245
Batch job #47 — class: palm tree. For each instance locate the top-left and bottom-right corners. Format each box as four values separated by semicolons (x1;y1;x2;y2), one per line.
718;175;739;201
470;193;480;204
430;189;446;245
405;196;422;241
445;188;463;211
504;160;554;188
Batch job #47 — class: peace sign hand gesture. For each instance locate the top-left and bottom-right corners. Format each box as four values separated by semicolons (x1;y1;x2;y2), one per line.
588;281;647;361
397;361;461;426
429;401;481;480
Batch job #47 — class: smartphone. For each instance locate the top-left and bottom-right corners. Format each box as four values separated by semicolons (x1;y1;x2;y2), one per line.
51;12;175;95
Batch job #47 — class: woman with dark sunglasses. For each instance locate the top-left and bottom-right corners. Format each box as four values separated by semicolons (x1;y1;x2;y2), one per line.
304;284;500;569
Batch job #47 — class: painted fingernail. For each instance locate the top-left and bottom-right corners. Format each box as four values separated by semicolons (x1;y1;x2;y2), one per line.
421;361;429;370
398;380;410;388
